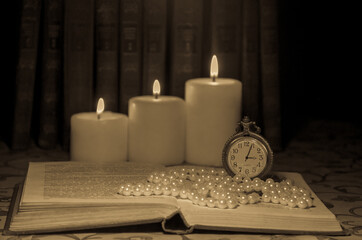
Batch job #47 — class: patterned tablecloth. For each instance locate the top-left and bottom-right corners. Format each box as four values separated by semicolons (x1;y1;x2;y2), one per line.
0;119;361;240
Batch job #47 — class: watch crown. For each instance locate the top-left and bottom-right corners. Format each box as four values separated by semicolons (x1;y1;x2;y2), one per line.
242;116;251;123
238;116;261;134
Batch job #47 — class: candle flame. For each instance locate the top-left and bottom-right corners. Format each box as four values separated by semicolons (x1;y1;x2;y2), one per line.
153;79;160;98
210;55;218;81
97;98;105;115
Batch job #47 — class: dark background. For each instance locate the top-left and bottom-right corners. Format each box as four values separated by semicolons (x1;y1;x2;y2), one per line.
1;0;359;150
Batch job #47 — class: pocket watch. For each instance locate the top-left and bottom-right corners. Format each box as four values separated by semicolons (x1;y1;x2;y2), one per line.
222;116;273;179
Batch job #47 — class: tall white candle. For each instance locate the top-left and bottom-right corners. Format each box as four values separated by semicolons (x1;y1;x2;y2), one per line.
128;80;185;165
71;98;128;163
185;56;242;166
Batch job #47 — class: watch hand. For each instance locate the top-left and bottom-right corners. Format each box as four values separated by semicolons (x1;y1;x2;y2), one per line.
246;157;256;159
245;145;252;161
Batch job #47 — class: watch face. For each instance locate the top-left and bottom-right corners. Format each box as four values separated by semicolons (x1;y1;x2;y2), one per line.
226;136;268;178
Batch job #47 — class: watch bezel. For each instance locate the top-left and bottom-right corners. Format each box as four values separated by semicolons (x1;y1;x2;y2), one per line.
222;131;273;179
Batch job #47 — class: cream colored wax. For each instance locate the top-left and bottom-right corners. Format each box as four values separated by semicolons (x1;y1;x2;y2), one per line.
71;111;128;162
185;78;242;166
128;96;185;165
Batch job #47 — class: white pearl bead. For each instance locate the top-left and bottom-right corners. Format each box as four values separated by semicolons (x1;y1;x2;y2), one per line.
219;192;228;200
123;187;132;196
179;172;187;179
217;199;228;209
244;183;253;193
269;187;278;195
147;174;154;182
197;186;209;196
227;198;238;209
198;196;207;207
118;185;126;194
206;198;216;208
179;189;188;199
187;191;196;200
153;175;161;184
265;178;274;185
297;199;308;209
248;194;257;204
154;185;163;195
188;173;197;181
243;177;252;183
239;194;248;204
279;196;288;205
205;181;215;190
218;169;227;176
271;194;279;204
159;171;167;178
233;175;243;183
288;198;297;208
285;178;293;186
301;197;313;207
133;187;142;196
261;185;270;193
262;193;271;203
192;195;200;205
162;186;171;196
251;192;260;202
144;187;152;196
171;187;179;197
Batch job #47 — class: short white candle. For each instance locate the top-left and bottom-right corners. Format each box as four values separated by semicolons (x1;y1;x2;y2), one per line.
71;98;128;163
185;55;242;166
128;80;185;165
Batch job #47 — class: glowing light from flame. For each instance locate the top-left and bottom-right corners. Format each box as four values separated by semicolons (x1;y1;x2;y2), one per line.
153;79;160;99
97;98;104;118
210;55;218;81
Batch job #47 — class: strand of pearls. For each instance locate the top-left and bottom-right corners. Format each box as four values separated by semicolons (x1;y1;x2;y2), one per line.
117;167;313;209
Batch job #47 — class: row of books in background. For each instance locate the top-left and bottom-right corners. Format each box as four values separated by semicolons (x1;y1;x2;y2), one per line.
12;0;281;152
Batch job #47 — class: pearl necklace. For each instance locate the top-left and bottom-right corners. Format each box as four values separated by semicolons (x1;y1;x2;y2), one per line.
118;167;313;209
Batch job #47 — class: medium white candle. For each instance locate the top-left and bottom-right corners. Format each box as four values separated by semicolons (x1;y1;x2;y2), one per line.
71;98;128;163
185;55;242;166
128;80;185;165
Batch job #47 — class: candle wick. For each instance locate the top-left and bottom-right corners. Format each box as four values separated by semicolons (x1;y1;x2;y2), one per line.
212;75;216;82
97;113;101;120
154;93;159;99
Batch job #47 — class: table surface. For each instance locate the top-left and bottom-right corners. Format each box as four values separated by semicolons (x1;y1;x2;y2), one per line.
0;119;361;240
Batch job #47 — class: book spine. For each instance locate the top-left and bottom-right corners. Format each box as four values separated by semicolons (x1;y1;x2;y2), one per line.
260;0;282;150
169;0;203;98
241;0;261;123
209;0;241;78
119;0;142;113
63;0;95;150
95;0;119;112
38;0;63;149
142;0;167;95
11;0;42;150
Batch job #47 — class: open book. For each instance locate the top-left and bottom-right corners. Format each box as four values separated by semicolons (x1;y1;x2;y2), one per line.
4;162;344;235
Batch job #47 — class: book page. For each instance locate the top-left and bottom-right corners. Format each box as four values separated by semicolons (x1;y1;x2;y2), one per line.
22;162;178;206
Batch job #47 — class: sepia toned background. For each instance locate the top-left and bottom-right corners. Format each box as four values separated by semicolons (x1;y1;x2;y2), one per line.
2;0;359;153
0;0;361;238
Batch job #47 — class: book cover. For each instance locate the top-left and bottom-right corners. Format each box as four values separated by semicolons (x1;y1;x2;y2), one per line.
63;0;95;150
4;162;344;235
11;0;42;150
95;0;119;112
260;0;282;150
38;0;63;149
142;0;167;95
208;0;241;79
119;0;142;114
169;0;203;98
241;0;261;123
